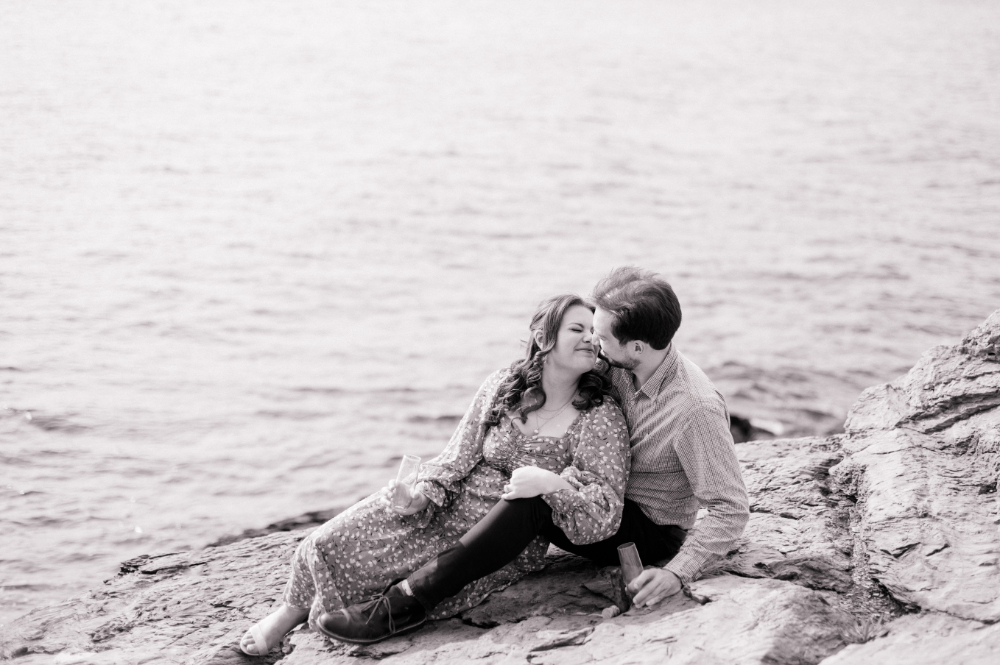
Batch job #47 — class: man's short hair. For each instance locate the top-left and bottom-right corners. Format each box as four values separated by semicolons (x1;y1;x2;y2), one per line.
591;266;682;350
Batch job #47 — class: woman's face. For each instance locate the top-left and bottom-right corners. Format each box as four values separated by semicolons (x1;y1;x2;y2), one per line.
543;305;597;376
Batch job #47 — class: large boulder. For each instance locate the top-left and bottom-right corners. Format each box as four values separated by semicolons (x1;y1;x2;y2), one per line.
6;310;1000;665
836;310;1000;623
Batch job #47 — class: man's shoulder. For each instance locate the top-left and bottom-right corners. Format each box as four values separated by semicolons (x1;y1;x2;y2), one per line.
608;366;631;386
670;351;728;413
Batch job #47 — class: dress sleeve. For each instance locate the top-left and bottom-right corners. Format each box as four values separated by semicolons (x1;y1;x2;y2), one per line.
415;369;506;510
542;401;630;545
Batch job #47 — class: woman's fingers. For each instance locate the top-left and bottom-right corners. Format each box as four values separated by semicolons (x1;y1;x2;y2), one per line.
504;466;554;499
390;487;429;515
501;481;525;500
387;480;414;514
392;499;418;515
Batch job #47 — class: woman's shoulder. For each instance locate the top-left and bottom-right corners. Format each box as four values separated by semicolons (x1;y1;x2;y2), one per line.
469;368;513;405
481;367;512;390
473;367;509;388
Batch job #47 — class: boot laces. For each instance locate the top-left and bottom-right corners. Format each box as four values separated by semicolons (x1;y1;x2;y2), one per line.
363;594;396;634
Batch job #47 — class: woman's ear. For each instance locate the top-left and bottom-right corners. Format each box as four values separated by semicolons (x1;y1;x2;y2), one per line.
533;329;545;348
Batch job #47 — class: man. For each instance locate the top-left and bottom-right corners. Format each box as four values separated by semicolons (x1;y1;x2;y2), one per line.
320;266;750;643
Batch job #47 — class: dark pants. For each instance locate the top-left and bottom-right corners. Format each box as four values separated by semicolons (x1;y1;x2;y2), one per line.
408;497;686;611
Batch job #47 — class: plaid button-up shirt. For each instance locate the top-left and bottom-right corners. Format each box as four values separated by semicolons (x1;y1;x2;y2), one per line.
611;344;750;582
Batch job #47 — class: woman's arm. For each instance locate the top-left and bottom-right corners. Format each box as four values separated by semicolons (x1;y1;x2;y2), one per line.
501;465;573;498
542;402;631;545
414;369;506;510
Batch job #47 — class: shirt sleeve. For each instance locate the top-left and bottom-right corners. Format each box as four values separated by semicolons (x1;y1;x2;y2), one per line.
416;369;505;510
662;397;750;582
543;401;631;545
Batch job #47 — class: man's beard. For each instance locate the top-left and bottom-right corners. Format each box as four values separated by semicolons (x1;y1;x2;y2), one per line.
600;353;638;371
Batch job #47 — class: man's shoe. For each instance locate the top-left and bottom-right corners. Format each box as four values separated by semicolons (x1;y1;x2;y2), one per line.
316;584;427;645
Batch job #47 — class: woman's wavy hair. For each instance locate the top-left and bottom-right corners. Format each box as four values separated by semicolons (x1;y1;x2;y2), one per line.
485;294;619;429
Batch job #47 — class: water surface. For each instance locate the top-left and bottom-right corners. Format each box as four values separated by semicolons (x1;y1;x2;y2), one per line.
2;0;999;626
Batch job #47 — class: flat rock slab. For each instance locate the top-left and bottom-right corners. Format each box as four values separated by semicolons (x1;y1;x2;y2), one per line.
5;532;303;665
820;611;1000;665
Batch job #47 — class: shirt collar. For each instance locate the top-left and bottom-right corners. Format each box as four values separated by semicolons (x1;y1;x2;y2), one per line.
633;343;679;399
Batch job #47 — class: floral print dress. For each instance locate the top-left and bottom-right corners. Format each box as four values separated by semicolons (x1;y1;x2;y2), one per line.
282;369;630;627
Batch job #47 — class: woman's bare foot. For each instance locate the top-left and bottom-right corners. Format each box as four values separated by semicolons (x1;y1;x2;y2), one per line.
240;603;309;656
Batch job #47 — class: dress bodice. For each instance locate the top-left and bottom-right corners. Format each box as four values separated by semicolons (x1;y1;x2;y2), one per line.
481;412;584;475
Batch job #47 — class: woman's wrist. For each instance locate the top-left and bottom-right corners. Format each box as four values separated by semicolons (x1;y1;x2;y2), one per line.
414;481;433;503
545;474;574;495
412;483;431;510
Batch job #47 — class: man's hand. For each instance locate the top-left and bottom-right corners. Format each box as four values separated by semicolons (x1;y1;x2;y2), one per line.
502;466;573;500
387;479;430;515
627;567;682;608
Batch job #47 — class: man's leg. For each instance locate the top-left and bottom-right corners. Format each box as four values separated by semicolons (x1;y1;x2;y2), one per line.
543;500;687;569
409;497;686;611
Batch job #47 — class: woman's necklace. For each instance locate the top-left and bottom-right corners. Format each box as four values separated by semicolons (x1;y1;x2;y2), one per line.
530;394;576;435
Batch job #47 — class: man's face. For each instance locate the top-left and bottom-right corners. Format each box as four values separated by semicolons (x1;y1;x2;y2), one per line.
593;307;638;370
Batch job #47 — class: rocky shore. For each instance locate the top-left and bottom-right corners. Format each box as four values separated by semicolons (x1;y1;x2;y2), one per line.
5;311;999;665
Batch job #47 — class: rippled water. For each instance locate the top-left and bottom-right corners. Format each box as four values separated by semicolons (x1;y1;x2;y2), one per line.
2;0;999;627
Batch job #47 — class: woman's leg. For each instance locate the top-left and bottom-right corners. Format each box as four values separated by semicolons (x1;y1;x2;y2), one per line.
316;498;550;645
239;535;315;656
408;496;554;610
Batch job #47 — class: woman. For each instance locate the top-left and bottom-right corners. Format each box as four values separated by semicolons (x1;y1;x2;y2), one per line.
241;294;630;656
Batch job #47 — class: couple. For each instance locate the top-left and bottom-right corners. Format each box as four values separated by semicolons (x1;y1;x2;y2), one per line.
240;266;750;656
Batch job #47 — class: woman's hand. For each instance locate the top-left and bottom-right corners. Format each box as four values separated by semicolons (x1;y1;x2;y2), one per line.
387;479;430;515
502;466;573;500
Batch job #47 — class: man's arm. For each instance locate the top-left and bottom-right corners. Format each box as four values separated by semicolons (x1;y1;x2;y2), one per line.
631;397;750;606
